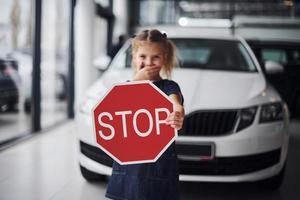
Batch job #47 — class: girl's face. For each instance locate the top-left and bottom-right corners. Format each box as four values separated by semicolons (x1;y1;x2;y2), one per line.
134;42;165;71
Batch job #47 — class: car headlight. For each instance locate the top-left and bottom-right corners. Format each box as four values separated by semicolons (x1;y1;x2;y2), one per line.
259;102;283;123
236;106;257;132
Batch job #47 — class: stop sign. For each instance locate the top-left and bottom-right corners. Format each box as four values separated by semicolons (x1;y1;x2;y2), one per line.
92;81;177;165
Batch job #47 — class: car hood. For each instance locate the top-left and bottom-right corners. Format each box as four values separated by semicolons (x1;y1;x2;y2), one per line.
84;68;281;115
172;69;281;113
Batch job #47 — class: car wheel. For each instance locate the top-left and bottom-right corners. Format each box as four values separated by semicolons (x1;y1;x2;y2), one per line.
80;165;107;182
258;165;285;190
55;74;67;100
24;98;31;114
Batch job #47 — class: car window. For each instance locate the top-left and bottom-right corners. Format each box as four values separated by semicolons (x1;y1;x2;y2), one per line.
177;47;211;65
109;44;128;70
125;46;132;68
261;48;300;66
173;39;257;72
291;50;300;65
122;38;257;72
238;43;257;72
262;49;288;65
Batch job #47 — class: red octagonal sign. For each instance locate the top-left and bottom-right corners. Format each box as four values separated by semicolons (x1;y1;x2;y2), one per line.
92;81;177;165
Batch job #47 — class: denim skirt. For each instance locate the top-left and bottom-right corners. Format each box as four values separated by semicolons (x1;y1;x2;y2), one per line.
105;143;180;200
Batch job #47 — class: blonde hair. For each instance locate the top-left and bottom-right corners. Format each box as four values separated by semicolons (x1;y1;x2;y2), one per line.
131;29;177;79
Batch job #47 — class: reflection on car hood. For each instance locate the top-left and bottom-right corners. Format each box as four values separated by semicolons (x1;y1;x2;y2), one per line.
172;69;281;113
85;68;281;115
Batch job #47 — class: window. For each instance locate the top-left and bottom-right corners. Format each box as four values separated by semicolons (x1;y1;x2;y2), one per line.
262;49;288;65
0;0;33;143
173;39;257;72
40;0;70;128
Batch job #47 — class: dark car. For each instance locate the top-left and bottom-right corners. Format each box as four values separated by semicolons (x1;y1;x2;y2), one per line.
247;39;300;118
0;58;19;112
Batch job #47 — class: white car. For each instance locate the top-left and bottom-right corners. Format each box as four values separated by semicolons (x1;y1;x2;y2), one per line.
77;32;289;189
9;49;67;113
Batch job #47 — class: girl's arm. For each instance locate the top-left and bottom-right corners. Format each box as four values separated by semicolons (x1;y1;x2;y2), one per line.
166;94;185;130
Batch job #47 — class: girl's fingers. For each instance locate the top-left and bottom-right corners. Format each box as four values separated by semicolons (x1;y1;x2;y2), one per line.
166;111;184;130
137;66;161;79
167;114;183;122
166;119;183;128
166;119;180;124
170;124;182;129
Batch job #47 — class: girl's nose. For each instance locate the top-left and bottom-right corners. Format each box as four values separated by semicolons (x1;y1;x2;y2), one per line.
145;57;153;66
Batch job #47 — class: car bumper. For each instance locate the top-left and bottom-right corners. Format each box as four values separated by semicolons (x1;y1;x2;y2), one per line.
79;141;286;183
77;109;289;182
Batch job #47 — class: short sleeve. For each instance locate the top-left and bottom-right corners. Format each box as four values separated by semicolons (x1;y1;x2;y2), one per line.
165;80;184;105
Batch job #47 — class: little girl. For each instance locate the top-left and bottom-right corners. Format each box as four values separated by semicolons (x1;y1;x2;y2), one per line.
105;29;184;200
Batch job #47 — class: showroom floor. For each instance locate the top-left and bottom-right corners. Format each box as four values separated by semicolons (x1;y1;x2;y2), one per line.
0;120;299;200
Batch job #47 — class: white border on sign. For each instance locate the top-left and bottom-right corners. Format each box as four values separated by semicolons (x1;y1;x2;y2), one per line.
91;80;177;165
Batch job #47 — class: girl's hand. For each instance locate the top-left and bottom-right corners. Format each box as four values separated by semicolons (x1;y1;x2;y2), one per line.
166;110;184;130
133;66;161;81
167;94;185;130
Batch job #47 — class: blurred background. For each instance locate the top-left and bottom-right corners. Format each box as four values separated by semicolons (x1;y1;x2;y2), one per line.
0;0;71;144
1;0;299;146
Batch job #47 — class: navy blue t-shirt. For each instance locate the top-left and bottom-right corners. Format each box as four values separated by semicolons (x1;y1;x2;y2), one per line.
105;79;183;200
152;79;184;104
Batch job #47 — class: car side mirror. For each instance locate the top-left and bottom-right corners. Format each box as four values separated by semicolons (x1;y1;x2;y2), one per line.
93;55;111;72
264;60;284;74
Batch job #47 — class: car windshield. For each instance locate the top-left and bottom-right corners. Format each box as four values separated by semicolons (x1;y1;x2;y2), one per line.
125;38;257;72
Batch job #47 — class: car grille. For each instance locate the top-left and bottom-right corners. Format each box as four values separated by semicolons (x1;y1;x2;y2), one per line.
179;110;238;136
178;148;281;175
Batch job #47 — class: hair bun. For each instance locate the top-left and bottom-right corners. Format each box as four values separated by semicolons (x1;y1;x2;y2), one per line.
163;33;167;38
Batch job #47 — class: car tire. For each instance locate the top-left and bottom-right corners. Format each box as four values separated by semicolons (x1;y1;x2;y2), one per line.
258;165;285;190
80;165;107;182
24;98;31;114
56;74;67;100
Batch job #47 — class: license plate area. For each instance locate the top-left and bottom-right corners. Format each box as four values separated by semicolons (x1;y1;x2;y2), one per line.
176;142;215;161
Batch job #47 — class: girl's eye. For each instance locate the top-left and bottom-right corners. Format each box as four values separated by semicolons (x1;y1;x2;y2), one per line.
139;55;146;59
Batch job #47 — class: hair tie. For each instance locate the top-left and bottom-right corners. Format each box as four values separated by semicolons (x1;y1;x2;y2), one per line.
163;33;167;38
131;34;136;38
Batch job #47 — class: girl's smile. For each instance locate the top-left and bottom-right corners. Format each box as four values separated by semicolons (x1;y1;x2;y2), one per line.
134;42;165;72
